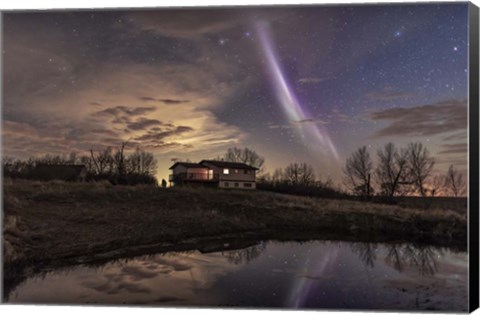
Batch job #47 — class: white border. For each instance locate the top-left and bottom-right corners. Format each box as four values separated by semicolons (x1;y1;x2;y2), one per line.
1;1;479;315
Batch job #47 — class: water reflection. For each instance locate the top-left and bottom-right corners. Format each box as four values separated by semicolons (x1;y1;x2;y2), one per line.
8;240;468;311
351;243;440;276
385;244;439;276
222;242;266;265
350;242;378;268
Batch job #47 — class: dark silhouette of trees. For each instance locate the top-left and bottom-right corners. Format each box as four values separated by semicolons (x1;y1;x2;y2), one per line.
406;142;434;197
271;168;285;184
257;163;345;199
90;147;113;175
3;143;158;185
344;146;374;198
284;162;316;186
445;165;466;197
127;148;157;176
375;143;409;200
222;147;265;173
428;175;445;197
344;142;457;199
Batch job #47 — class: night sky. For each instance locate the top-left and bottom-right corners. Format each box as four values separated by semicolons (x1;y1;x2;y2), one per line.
2;3;469;183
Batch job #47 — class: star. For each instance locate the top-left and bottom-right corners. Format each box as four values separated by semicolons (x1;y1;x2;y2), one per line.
219;38;227;45
453;46;458;51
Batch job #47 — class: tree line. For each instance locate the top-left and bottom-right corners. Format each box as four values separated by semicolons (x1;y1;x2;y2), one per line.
220;144;465;199
3;142;158;185
218;147;345;198
343;142;466;200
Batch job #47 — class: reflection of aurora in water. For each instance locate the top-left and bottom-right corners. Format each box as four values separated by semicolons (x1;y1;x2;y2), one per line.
8;240;468;311
287;246;340;308
256;22;339;161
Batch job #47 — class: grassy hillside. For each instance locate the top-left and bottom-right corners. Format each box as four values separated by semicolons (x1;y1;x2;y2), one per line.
3;180;467;296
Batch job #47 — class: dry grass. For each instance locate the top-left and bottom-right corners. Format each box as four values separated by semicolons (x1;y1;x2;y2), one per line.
3;180;467;295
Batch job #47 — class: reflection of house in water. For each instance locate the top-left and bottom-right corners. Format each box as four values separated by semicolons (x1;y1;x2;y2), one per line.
30;164;87;182
169;160;258;189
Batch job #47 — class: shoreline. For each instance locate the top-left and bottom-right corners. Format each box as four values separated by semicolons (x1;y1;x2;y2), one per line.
3;228;467;301
3;180;468;299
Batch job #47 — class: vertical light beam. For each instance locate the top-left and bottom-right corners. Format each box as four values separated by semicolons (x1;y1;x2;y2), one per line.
256;22;339;160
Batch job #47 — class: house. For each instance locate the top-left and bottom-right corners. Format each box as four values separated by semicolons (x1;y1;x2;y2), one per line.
169;160;258;189
29;164;87;182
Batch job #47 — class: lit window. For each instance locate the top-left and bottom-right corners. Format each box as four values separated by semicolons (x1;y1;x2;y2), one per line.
234;169;239;174
223;168;229;174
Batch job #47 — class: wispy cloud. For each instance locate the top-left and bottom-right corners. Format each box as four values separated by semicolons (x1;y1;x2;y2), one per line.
96;106;157;118
139;96;190;104
369;99;467;138
127;10;243;38
293;118;329;125
365;91;413;101
127;118;163;131
298;77;330;84
437;143;468;155
268;117;329;129
442;131;467;141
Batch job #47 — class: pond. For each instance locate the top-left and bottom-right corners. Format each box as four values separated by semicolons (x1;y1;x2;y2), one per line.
7;240;468;311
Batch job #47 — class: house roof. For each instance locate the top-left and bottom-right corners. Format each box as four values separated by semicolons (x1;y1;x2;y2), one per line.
200;160;259;170
169;162;207;170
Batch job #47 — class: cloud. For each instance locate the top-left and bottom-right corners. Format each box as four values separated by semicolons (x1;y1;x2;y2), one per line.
268;117;329;129
159;99;190;104
365;91;413;101
438;143;468;155
369;99;467;138
96;106;157;118
139;96;190;104
127;10;244;38
134;126;194;141
138;96;157;102
437;157;468;166
293;118;329;125
298;77;329;84
442;131;467;141
2;11;249;181
127;118;162;131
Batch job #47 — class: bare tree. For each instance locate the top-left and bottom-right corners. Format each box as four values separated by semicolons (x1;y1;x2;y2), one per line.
37;154;69;165
284;162;316;186
127;147;158;176
428;175;445;197
114;141;128;176
79;155;95;174
406;142;434;197
271;168;285;184
375;143;409;200
90;147;113;174
344;146;373;198
68;151;78;164
223;147;265;174
445;165;466;197
299;163;316;186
